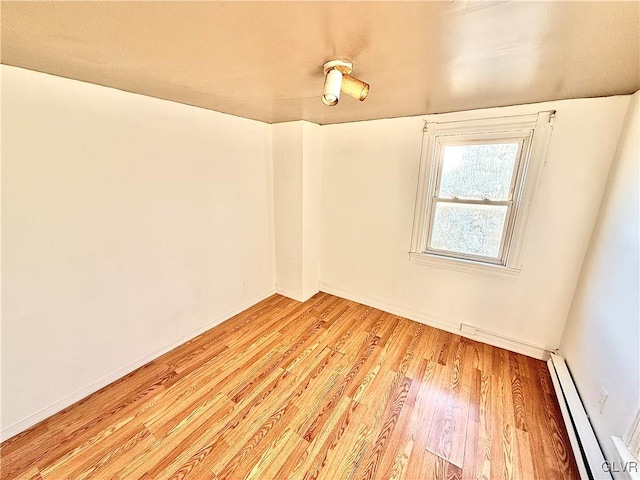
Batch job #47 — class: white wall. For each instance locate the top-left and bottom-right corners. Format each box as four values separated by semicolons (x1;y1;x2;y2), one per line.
320;96;631;355
272;121;321;302
1;66;276;439
559;92;639;471
301;122;322;299
273;122;304;299
2;62;635;447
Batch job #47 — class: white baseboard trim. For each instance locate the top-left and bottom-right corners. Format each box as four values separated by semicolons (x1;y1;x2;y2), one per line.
319;282;550;360
460;324;550;360
302;288;320;302
275;286;319;303
319;282;458;332
276;287;303;302
0;287;276;442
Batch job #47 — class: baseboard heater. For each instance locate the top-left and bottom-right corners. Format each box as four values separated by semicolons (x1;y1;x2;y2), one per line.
548;353;611;479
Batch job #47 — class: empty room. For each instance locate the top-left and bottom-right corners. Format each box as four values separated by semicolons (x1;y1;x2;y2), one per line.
1;1;639;479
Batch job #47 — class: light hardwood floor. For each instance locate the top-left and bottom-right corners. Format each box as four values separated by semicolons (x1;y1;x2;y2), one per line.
1;293;579;479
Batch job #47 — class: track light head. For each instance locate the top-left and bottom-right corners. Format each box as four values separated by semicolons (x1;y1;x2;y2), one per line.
341;74;369;101
322;69;342;106
321;59;369;106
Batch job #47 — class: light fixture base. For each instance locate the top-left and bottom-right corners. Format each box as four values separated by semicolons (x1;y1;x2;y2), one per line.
323;59;353;75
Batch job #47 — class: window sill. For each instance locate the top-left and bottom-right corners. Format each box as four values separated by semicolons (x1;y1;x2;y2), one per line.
409;252;521;280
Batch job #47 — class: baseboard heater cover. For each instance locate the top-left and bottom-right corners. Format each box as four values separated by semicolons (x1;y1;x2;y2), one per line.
548;352;611;480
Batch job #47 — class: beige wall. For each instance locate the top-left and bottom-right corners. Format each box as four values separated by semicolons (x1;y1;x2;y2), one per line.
560;92;639;470
1;66;276;439
320;96;631;355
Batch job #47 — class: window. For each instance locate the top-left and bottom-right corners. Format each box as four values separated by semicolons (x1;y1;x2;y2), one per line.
624;409;640;461
410;112;554;276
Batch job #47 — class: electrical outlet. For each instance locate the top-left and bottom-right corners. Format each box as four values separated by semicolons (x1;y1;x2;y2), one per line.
596;387;609;414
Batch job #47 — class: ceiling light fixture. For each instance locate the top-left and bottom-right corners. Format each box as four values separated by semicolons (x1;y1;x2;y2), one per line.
322;59;369;106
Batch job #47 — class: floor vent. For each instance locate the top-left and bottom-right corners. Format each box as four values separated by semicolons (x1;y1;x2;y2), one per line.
548;352;610;479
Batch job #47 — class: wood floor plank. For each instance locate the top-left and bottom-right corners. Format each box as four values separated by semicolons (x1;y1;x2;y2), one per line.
290;396;354;480
404;360;446;479
425;339;469;469
376;358;429;480
11;466;41;480
1;294;579;480
242;428;300;480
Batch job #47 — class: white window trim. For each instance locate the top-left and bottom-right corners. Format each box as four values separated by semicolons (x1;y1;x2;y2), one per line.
624;408;640;461
409;111;555;278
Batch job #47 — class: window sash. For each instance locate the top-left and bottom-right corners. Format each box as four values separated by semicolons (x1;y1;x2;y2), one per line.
425;199;513;264
421;134;531;265
433;138;526;202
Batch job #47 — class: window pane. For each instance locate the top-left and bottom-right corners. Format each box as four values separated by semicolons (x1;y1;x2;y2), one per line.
430;202;508;258
439;143;519;200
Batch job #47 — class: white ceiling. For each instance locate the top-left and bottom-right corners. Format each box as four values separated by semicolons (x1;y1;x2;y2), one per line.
2;1;638;125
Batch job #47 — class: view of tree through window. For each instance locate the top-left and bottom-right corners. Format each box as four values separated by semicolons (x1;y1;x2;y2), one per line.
439;144;519;200
429;143;519;259
431;203;507;257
